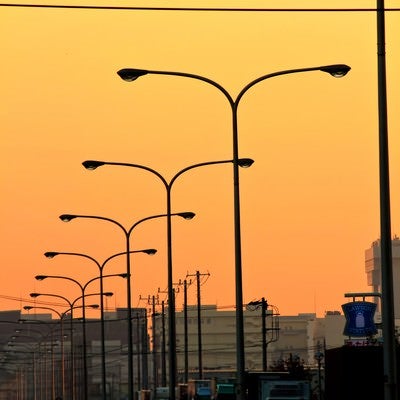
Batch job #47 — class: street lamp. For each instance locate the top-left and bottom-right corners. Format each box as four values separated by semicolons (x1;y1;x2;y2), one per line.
9;330;57;400
58;212;191;400
44;249;154;400
34;274;116;400
6;340;40;399
28;292;76;399
117;64;350;400
25;295;100;400
82;157;253;399
23;305;67;400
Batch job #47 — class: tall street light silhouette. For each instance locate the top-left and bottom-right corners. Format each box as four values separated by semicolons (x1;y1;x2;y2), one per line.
59;212;193;400
34;274;116;400
29;292;76;399
10;326;56;399
82;157;253;399
117;64;350;400
28;292;101;400
9;329;56;399
23;305;68;400
44;249;153;400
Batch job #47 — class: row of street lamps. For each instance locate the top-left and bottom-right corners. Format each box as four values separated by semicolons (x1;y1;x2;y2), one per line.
43;248;152;400
80;157;253;400
31;247;158;400
25;62;359;400
58;210;195;400
114;63;350;400
22;301;100;400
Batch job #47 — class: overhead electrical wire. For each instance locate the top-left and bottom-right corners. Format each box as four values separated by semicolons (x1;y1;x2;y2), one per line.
0;3;399;12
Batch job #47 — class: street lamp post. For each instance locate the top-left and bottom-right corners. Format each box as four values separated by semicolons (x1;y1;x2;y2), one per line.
117;64;350;400
29;292;76;400
59;212;193;400
44;249;153;400
27;293;101;400
23;305;67;400
82;157;253;400
10;328;56;400
6;341;38;399
12;326;54;400
34;274;117;400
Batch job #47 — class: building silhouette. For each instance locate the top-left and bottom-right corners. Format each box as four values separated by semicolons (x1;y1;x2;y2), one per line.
0;305;349;399
365;236;400;317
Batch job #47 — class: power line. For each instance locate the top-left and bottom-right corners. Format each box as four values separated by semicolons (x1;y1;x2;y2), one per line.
0;3;400;12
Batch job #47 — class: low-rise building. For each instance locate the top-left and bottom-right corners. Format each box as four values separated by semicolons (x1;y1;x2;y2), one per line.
0;304;354;398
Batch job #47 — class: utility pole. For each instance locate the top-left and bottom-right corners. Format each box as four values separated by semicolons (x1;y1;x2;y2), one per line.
137;298;150;391
157;289;169;387
136;313;142;393
314;341;324;400
161;301;166;387
140;294;160;394
261;298;267;371
141;309;149;391
247;299;280;371
186;270;210;380
159;284;180;387
178;278;193;383
376;1;398;399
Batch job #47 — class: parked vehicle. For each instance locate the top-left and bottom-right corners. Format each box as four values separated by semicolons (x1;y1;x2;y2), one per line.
187;379;213;400
262;379;310;400
215;383;235;400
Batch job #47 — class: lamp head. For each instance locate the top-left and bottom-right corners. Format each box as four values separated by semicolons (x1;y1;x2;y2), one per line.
103;292;114;297
59;214;77;222
143;248;157;255
178;212;195;220
117;68;149;82
30;293;40;298
44;252;58;259
23;306;33;311
82;160;105;170
238;158;254;168
119;273;129;279
320;64;351;78
90;304;100;309
35;275;47;281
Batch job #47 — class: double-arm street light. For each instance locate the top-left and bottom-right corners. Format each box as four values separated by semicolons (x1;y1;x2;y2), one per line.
117;64;350;399
44;249;153;400
23;305;67;400
34;274;117;400
82;157;253;400
58;212;192;400
27;293;100;400
9;329;56;400
28;292;76;400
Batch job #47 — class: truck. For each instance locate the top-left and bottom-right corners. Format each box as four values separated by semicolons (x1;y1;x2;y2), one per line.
246;372;311;400
261;379;311;400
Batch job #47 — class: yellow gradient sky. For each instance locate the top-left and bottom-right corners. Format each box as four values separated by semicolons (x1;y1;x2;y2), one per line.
1;1;399;318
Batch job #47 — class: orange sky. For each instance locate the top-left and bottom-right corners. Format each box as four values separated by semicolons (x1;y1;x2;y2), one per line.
1;0;399;318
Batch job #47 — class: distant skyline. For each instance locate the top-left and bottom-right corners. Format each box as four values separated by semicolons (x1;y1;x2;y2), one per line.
1;1;399;318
